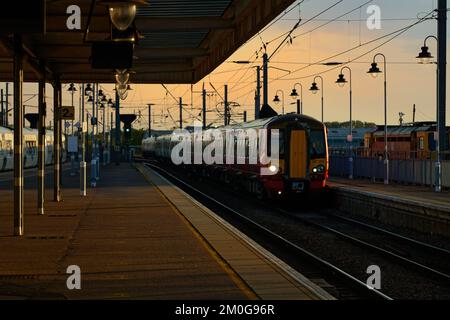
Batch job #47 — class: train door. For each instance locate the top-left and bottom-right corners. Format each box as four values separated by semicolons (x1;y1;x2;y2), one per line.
288;129;308;179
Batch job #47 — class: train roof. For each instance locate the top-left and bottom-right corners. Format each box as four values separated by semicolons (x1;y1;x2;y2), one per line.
0;126;13;134
222;113;324;130
372;125;436;137
328;127;376;139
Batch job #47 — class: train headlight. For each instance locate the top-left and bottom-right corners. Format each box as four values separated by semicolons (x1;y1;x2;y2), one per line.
269;165;278;173
312;165;325;174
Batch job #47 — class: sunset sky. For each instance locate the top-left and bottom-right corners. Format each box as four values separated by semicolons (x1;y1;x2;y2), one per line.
5;0;448;131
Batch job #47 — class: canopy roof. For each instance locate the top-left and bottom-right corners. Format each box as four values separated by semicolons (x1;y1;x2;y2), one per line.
0;0;295;84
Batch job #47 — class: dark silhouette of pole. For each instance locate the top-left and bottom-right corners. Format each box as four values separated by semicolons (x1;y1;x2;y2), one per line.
147;103;153;137
263;53;268;106
38;64;46;215
224;85;228;126
54;78;62;202
115;90;121;165
5;83;9;126
437;0;447;191
13;34;24;235
0;89;3;126
202;88;206;129
80;84;87;196
179;97;183;129
255;66;261;120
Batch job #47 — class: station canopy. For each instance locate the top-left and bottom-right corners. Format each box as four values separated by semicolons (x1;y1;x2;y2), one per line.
0;0;295;84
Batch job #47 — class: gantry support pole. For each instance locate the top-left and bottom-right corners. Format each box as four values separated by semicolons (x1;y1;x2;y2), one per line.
53;78;62;202
115;90;121;165
202;89;206;129
37;63;46;215
224;85;228;126
13;34;24;236
255;66;261;120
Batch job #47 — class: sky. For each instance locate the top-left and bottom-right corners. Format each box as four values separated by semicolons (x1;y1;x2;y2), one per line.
1;0;447;131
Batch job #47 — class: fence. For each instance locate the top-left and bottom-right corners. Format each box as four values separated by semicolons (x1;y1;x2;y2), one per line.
329;152;450;188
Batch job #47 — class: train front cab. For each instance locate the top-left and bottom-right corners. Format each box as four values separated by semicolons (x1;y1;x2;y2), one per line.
263;121;328;198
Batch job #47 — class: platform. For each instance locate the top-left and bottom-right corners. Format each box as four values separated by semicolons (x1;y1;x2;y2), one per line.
0;163;331;300
328;178;450;237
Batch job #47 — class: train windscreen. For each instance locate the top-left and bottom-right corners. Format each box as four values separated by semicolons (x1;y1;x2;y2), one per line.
310;130;326;159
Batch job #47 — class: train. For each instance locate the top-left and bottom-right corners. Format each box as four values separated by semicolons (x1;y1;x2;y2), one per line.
142;114;329;199
0;126;67;171
362;122;450;160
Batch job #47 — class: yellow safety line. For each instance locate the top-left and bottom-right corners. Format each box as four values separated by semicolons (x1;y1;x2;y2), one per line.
134;163;259;300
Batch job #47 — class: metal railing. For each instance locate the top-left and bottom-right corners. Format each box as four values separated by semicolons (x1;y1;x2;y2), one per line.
329;150;450;188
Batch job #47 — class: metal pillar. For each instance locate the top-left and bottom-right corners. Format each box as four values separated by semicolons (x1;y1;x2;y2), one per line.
243;111;247;123
179;97;183;129
224;85;228;126
90;84;97;187
202;89;206;129
115;90;121;165
5;83;9;127
263;54;268;106
255;66;261;120
436;0;447;192
0;89;3;126
95;85;100;179
38;67;46;215
53;78;62;202
102;104;106;166
148;104;152;137
109;110;113;164
13;34;24;236
80;84;86;196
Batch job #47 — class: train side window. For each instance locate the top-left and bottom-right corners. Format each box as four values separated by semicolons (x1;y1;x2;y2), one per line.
278;129;285;159
428;133;436;151
419;137;424;150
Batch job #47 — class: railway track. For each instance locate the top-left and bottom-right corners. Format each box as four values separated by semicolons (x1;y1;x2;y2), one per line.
277;208;450;285
143;161;392;300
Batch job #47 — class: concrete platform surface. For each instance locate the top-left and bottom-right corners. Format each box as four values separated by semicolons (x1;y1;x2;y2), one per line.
0;162;331;300
328;178;450;212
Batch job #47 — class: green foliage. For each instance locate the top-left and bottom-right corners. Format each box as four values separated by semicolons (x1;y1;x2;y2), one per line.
325;121;377;128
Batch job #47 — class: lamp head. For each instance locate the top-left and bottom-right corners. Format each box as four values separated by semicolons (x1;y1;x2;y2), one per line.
290;88;299;100
336;74;347;88
84;84;92;96
107;98;114;107
416;46;434;64
98;1;147;31
310;82;319;94
368;62;381;78
273;95;280;105
67;83;77;92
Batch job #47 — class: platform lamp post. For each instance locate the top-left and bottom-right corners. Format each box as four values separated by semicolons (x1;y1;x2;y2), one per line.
87;86;98;187
67;84;77;176
80;84;87;196
416;36;442;192
290;83;303;115
336;66;354;180
368;53;389;185
310;76;324;122
273;90;285;114
107;97;114;164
